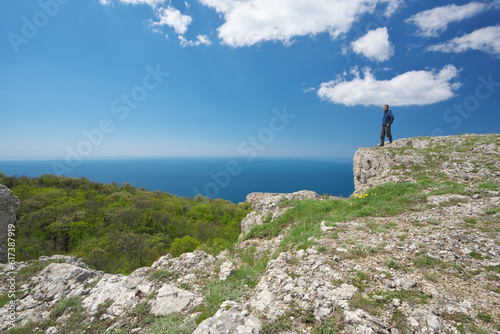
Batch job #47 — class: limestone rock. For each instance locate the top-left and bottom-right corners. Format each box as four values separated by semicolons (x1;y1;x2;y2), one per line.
152;251;215;274
0;263;97;331
193;301;262;334
219;260;235;280
240;190;321;238
149;284;199;315
82;274;153;316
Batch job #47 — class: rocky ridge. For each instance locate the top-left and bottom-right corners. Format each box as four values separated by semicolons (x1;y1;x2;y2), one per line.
0;133;498;334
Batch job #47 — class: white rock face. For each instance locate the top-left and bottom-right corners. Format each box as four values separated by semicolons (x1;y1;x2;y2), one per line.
193;301;262;334
149;284;199;315
0;262;97;330
82;274;153;316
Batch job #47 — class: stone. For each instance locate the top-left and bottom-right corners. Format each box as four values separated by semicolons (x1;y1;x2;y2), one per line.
413;309;443;333
193;301;262;334
82;274;153;316
219;260;235;280
149;285;198;315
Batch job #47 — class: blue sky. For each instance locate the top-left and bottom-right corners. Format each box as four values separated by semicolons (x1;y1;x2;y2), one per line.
1;0;499;160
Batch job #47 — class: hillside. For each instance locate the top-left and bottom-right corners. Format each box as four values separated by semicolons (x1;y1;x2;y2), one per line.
0;133;499;334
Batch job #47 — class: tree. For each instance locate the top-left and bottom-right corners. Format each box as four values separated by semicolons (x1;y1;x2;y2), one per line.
169;235;200;257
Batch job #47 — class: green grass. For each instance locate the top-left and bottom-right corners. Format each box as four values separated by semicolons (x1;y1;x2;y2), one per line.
148;269;180;282
244;182;426;250
16;260;65;281
385;257;411;272
479;181;499;191
0;293;10;308
312;306;345;334
261;314;293;333
469;251;484;260
195;249;271;324
413;255;442;268
144;313;196;334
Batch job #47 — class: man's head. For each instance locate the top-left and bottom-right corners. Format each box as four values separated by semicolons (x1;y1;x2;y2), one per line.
383;104;389;111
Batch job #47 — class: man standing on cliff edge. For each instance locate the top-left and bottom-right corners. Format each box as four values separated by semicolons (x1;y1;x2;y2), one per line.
378;104;394;147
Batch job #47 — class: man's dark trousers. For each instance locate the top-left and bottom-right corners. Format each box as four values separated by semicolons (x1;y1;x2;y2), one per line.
380;125;392;145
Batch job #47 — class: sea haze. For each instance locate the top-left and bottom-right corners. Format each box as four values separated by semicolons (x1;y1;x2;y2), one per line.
0;157;354;203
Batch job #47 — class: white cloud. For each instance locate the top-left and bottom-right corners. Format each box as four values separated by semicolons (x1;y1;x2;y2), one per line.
150;6;192;35
427;25;500;57
351;27;394;62
101;0;166;5
198;0;236;13
199;0;402;47
317;65;461;107
405;2;487;37
179;34;213;47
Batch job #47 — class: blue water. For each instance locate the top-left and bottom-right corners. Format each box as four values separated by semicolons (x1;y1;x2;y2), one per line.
0;157;354;203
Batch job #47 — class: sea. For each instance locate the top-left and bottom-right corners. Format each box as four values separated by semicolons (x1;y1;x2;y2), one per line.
0;157;354;203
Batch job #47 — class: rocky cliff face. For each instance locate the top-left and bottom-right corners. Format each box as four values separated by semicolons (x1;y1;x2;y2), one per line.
0;133;499;334
353;134;499;194
0;184;21;263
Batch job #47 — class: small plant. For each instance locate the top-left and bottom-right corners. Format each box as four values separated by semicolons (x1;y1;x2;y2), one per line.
351;271;371;291
396;234;407;241
318;245;326;252
390;309;409;333
413;255;441;268
469;251;484;260
261;314;292;333
385;257;411;272
477;313;492;323
148;269;179;282
144;312;196;334
426;218;440;225
313;305;344;334
464;217;477;225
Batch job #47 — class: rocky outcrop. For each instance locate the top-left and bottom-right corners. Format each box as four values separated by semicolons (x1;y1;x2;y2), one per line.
193;301;262;334
0;184;21;263
353;134;499;194
239;190;322;239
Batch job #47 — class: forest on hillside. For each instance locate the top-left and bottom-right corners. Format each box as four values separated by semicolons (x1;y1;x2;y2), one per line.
0;172;251;274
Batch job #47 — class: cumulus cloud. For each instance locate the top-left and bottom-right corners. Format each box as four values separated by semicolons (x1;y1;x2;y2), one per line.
199;0;402;47
179;34;213;47
198;0;236;13
427;25;500;57
317;65;461;107
150;6;192;35
405;2;487;37
351;27;394;62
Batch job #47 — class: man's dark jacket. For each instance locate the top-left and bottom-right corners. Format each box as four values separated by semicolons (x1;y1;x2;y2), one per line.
382;110;394;125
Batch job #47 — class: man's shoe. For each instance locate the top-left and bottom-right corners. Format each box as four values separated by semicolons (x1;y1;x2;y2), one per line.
378;143;384;147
